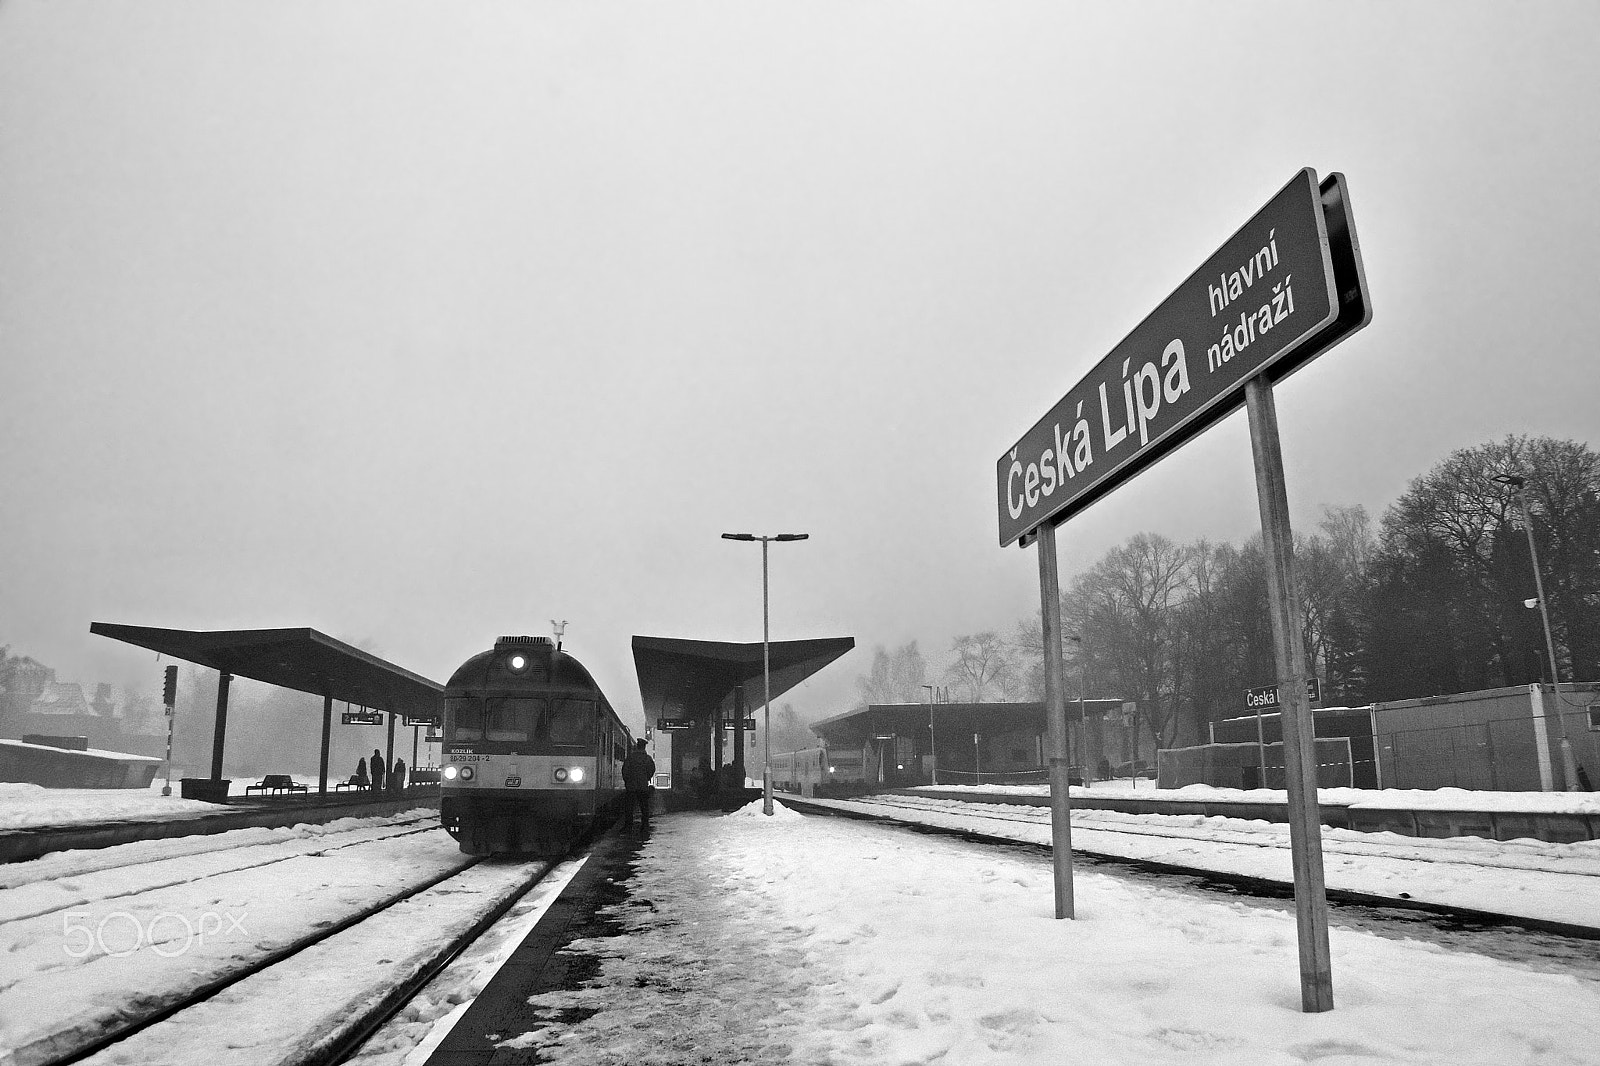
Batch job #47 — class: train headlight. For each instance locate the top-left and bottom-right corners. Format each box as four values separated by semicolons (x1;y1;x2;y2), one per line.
459;765;476;781
507;653;529;673
553;767;569;782
443;766;458;780
569;766;585;783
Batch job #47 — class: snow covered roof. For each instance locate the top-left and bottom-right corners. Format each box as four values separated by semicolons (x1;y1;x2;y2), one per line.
0;737;162;763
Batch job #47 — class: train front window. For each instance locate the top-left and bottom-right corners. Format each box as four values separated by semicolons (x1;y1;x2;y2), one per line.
449;697;484;741
542;698;593;747
485;697;541;742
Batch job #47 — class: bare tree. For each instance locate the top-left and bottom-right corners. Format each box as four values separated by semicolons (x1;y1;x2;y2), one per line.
943;632;1015;702
854;641;930;705
1062;533;1193;747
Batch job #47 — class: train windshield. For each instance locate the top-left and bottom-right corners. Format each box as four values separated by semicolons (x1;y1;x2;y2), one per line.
542;697;593;747
447;696;590;748
448;697;484;741
485;697;542;742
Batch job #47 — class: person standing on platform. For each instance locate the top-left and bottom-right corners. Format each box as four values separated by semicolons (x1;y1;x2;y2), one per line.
356;757;369;789
621;738;656;832
371;749;386;793
392;757;407;793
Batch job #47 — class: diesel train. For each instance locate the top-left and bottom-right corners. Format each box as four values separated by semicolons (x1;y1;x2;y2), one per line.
439;635;632;855
770;745;866;797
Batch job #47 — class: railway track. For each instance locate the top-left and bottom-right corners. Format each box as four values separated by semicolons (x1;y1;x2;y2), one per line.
23;852;566;1066
1;814;443;927
0;815;571;1066
782;793;1600;948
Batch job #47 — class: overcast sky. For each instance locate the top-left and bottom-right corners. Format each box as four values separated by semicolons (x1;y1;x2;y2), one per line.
3;2;1597;732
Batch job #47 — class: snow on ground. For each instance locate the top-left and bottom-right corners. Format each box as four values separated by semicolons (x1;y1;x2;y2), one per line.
348;858;591;1065
412;801;1600;1066
821;793;1600;930
0;823;470;1066
924;779;1600;814
0;809;439;895
79;858;555;1066
0;782;223;829
0;811;440;925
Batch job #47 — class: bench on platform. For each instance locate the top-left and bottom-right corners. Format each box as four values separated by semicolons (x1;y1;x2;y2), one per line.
334;776;367;792
245;774;308;796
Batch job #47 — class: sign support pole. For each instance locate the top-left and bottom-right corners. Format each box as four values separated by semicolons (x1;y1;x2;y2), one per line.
1254;705;1268;788
1035;520;1076;919
1245;375;1333;1012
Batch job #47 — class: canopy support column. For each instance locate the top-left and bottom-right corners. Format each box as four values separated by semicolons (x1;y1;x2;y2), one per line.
732;686;747;782
385;712;396;795
209;671;232;781
319;693;333;795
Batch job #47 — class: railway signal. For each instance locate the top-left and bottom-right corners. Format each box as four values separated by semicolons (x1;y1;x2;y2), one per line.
160;664;178;797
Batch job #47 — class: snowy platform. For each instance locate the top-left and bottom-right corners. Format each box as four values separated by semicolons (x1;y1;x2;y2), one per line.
366;800;1600;1066
0;780;439;863
902;781;1600;843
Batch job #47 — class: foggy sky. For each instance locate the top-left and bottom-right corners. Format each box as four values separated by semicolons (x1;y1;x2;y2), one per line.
4;2;1598;734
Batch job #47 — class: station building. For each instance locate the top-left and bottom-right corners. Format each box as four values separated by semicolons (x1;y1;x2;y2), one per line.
807;698;1136;789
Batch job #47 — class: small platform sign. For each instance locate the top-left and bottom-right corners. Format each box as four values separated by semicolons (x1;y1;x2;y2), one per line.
341;710;383;726
723;718;757;731
1245;677;1322;709
656;717;694;731
424;731;442;743
403;714;440;728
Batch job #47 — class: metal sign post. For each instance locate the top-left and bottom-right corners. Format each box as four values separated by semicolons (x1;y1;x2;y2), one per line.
1035;520;1077;919
1246;375;1334;1012
996;168;1368;1004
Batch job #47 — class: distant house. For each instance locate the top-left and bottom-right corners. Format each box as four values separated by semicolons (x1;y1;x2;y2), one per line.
30;682;91;717
0;656;53;718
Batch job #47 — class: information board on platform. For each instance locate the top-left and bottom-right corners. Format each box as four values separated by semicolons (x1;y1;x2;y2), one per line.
341;710;382;726
997;169;1342;546
656;717;694;731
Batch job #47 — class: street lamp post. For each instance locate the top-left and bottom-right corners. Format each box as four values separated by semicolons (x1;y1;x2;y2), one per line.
722;531;809;815
1493;474;1581;790
922;683;937;784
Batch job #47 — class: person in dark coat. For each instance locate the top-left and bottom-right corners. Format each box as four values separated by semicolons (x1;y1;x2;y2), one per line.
621;739;656;831
392;758;407;793
371;749;386;793
355;757;369;789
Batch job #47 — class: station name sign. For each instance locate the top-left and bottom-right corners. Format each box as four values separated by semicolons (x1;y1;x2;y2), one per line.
997;169;1369;546
1245;677;1322;710
722;717;757;731
656;717;694;731
341;710;383;726
402;713;440;728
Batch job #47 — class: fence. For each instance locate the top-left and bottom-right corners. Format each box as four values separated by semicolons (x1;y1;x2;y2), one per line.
1157;738;1354;790
1378;716;1544;791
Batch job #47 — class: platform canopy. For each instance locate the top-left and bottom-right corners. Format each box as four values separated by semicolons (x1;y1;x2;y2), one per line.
631;634;855;724
89;622;443;718
810;699;1127;748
